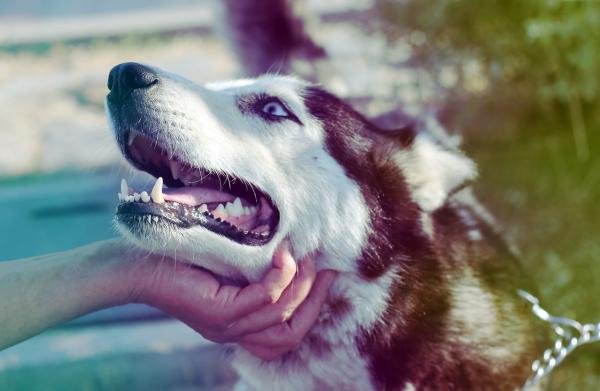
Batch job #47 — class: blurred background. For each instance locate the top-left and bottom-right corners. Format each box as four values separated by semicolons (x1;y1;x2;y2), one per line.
0;0;598;389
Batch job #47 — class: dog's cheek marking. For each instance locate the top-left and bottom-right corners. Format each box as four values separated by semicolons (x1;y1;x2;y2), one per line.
303;87;434;280
303;87;456;390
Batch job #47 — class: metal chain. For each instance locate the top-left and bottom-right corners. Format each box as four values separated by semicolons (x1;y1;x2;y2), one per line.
518;290;600;390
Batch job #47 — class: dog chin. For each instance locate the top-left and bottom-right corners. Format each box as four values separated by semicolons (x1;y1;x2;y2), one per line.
116;220;281;283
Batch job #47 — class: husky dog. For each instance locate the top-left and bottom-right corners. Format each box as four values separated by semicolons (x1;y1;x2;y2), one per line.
106;62;540;390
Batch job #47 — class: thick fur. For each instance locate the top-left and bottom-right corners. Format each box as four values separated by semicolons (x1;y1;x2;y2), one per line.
106;65;540;390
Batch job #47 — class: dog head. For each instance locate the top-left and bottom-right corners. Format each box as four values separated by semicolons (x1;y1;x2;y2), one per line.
105;62;476;282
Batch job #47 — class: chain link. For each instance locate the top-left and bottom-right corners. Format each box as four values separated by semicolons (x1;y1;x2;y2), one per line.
518;290;600;390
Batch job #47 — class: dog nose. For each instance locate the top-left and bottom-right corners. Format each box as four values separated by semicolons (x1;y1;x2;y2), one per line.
107;62;158;102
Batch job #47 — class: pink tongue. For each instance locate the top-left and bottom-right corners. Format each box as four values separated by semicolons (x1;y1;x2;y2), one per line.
163;186;235;206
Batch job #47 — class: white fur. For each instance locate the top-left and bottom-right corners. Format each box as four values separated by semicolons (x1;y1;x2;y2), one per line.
393;134;477;212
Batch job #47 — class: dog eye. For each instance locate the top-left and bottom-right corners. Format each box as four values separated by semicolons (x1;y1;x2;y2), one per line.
261;100;289;117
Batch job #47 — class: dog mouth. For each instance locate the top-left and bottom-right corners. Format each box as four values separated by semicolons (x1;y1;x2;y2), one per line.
116;131;279;246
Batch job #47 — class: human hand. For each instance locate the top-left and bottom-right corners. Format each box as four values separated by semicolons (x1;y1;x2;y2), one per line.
131;241;337;360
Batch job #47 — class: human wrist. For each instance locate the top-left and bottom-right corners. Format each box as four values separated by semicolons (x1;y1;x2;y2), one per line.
78;238;150;307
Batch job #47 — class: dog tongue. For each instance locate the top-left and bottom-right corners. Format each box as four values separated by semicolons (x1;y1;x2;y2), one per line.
163;186;236;206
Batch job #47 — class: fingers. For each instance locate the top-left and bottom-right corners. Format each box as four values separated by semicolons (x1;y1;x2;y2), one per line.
138;238;336;359
224;256;317;338
256;240;298;302
219;240;298;320
238;269;337;348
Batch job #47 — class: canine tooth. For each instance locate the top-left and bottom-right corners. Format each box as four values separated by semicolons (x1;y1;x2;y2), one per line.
215;204;226;215
199;204;208;213
151;177;165;203
133;193;140;202
140;191;150;203
120;179;128;197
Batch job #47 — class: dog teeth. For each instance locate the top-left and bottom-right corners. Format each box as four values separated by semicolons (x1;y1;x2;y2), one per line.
240;206;257;215
198;204;208;213
133;193;140;202
225;198;244;217
119;178;129;200
153;216;159;222
140;191;150;203
215;204;226;215
233;197;244;216
151;177;165;204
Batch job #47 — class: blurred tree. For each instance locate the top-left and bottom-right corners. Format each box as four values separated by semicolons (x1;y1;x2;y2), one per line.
376;0;600;160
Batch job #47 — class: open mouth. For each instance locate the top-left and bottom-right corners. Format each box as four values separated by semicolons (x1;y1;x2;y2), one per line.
116;131;279;246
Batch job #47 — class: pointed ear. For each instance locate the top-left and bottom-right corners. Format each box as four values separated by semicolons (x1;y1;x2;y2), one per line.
377;131;477;212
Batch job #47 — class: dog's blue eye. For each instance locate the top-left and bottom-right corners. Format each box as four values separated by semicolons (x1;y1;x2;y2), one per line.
262;101;288;117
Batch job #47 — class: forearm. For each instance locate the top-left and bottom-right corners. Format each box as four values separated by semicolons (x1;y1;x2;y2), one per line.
0;239;136;350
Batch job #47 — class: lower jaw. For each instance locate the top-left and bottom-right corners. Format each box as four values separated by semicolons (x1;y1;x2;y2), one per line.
116;201;277;246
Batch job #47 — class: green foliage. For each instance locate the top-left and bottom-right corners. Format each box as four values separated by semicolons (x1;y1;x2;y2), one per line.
376;0;600;158
377;0;600;103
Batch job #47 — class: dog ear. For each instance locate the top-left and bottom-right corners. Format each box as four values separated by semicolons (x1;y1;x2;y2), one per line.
374;126;477;212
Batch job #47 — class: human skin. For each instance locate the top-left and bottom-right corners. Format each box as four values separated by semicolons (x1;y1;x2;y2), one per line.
0;239;336;359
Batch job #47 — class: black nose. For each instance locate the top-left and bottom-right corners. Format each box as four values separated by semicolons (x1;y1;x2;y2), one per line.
107;62;158;102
